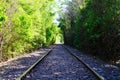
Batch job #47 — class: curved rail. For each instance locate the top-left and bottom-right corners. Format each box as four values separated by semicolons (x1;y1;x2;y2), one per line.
16;45;56;80
62;45;104;80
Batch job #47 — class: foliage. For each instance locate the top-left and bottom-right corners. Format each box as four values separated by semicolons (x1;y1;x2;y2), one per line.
0;0;60;61
59;0;120;61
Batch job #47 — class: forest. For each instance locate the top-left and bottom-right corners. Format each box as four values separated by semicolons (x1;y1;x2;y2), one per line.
59;0;120;62
0;0;120;63
0;0;62;62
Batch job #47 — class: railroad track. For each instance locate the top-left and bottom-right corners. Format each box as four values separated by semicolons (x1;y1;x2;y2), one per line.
17;44;104;80
62;45;104;80
16;45;56;80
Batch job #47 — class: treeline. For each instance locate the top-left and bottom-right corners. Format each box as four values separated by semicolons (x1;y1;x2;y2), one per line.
59;0;120;62
0;0;60;61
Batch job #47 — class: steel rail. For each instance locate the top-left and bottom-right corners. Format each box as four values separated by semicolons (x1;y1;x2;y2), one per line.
62;45;104;80
16;45;56;80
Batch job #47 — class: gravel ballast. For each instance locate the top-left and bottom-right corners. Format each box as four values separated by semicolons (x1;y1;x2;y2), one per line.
0;45;54;80
25;45;97;80
65;45;120;80
0;44;120;80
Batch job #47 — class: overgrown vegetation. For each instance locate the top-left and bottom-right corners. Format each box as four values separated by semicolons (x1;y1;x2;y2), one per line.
1;0;120;63
0;0;61;62
59;0;120;62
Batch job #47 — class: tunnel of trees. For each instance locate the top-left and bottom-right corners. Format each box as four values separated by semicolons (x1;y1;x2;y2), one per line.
0;0;120;63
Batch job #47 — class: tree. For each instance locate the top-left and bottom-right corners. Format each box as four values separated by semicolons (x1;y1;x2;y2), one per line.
0;0;61;62
59;0;120;62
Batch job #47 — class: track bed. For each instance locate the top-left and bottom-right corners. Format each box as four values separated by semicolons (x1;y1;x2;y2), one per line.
23;45;100;80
